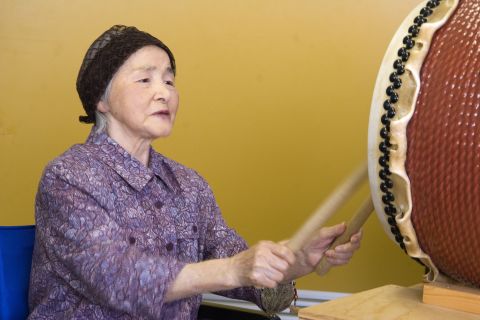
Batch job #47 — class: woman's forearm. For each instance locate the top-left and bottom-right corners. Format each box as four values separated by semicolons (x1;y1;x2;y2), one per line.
165;240;298;302
164;257;237;302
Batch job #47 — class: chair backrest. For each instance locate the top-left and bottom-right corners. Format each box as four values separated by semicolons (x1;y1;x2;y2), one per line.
0;226;35;320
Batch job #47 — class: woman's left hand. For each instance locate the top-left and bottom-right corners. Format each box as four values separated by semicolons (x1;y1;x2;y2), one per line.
323;228;362;267
284;223;362;280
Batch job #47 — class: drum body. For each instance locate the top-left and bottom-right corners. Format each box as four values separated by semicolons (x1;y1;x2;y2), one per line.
368;0;480;287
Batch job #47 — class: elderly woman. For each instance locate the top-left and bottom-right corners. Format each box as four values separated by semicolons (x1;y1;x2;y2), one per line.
28;25;361;319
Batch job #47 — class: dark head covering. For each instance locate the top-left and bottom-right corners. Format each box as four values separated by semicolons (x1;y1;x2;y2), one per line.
76;25;176;124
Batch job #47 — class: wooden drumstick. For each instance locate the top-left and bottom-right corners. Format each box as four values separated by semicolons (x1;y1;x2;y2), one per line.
315;197;374;275
287;164;368;252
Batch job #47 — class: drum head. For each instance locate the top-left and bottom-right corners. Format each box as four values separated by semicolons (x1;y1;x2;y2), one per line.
368;0;480;287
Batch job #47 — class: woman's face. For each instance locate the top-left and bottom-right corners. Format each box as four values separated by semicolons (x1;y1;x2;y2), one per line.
98;45;179;141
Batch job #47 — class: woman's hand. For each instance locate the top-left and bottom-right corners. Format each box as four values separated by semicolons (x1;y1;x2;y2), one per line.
227;241;296;288
227;224;362;288
323;229;362;266
285;223;362;280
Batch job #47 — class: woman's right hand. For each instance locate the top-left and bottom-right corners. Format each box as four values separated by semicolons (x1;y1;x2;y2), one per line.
227;241;296;288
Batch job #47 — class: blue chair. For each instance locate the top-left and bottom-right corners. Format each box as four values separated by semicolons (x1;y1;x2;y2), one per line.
0;226;35;320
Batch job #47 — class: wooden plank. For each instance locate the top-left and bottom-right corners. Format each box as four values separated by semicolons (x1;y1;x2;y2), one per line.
423;282;480;315
298;284;480;320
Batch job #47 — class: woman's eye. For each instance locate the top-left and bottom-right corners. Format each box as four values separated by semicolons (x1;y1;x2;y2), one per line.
165;80;175;87
137;78;150;83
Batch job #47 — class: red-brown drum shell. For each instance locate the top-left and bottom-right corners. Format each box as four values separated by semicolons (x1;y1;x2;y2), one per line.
406;0;480;287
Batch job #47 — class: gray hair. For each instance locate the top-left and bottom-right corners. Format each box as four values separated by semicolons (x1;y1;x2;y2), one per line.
94;80;113;133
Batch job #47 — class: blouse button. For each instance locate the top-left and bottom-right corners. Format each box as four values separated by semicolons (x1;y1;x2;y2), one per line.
192;225;198;233
166;242;174;251
128;236;136;245
155;201;163;209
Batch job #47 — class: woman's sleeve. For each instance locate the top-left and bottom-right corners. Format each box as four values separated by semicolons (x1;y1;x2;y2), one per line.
35;165;186;319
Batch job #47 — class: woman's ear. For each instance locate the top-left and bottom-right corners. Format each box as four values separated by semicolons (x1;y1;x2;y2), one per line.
97;100;110;113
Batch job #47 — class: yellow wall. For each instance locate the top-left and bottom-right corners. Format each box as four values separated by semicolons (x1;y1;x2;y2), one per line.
0;0;425;292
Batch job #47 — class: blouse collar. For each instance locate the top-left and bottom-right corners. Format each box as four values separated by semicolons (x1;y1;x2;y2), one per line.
85;126;178;193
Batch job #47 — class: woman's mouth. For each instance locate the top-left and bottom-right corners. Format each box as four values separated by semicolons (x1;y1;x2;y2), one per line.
152;110;171;119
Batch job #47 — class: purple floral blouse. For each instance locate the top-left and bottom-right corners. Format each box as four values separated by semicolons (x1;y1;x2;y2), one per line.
28;128;262;319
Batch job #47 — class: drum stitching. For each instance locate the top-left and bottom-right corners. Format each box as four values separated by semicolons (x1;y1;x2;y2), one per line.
377;0;446;263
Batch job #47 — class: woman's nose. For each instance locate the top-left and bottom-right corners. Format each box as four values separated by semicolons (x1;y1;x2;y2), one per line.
153;81;171;102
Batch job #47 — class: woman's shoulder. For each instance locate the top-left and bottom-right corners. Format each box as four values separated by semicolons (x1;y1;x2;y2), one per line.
41;143;106;184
